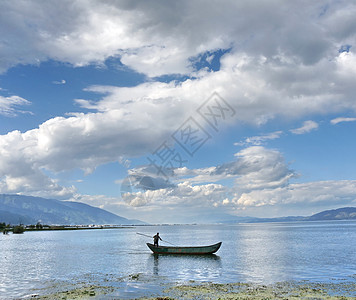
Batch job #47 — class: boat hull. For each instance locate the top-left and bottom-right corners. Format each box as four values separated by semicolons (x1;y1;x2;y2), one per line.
146;242;222;255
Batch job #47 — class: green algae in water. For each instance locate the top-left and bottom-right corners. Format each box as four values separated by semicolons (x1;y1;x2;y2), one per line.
156;281;356;300
30;273;356;299
31;280;356;299
33;285;113;299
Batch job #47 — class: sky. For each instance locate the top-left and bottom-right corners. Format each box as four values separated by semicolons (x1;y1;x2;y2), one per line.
1;0;356;223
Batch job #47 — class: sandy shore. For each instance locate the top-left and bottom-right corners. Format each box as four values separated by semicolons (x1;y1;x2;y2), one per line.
29;275;356;299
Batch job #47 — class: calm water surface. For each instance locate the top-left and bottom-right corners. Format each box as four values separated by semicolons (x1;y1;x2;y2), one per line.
0;221;355;298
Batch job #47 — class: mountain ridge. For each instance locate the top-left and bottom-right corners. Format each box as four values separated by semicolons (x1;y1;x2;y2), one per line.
218;207;356;224
0;194;145;225
305;207;356;221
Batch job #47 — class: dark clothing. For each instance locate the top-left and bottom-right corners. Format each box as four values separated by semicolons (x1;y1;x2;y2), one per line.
153;234;162;246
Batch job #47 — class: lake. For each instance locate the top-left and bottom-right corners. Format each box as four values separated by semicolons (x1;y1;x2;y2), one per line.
0;221;355;298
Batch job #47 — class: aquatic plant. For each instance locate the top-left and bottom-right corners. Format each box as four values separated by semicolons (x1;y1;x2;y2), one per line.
13;225;25;234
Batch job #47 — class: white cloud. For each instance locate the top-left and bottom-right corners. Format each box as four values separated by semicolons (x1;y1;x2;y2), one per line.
1;1;356;221
234;131;283;146
73;177;356;223
122;146;296;191
52;79;66;85
290;120;319;135
119;146;296;210
0;85;227;198
0;0;228;75
0;130;75;198
0;0;355;78
0;107;173;180
121;181;228;209
2;1;356;126
0;95;31;116
219;146;297;190
336;50;356;75
0;106;179;198
331;117;356;125
125;146;348;219
71;178;356;223
0;48;355;204
67;139;356;219
74;46;356;129
232;180;356;209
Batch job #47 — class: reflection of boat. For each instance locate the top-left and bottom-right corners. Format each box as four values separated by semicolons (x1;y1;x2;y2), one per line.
146;242;222;255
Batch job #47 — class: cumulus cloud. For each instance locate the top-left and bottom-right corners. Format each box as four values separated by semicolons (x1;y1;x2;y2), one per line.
71;176;356;223
0;106;180;197
290;120;319;135
2;1;356;126
110;145;356;222
0;130;75;198
1;0;356;219
73;178;356;223
118;146;296;210
215;146;297;190
0;106;178;173
0;86;229;198
121;181;228;208
331;117;356;125
0;95;31;116
0;0;227;75
73;46;356;131
0;0;355;78
133;146;295;191
232;180;356;208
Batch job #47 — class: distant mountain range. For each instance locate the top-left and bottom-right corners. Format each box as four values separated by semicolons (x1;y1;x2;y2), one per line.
218;207;356;224
1;194;355;225
305;207;356;221
0;194;146;225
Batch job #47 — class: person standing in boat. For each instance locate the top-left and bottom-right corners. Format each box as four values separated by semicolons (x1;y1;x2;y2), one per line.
153;233;162;247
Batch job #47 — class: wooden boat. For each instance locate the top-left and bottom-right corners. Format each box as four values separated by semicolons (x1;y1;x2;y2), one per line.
146;242;222;255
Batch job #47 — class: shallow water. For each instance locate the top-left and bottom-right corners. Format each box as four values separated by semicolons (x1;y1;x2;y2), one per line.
0;221;355;298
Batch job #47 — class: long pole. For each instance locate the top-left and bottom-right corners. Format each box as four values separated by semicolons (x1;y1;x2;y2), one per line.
136;232;177;246
136;232;152;238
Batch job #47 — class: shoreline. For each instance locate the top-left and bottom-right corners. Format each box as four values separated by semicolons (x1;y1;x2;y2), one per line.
3;224;138;234
24;225;135;231
28;277;356;299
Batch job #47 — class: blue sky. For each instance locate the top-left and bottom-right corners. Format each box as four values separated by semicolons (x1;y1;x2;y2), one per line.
1;1;356;223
